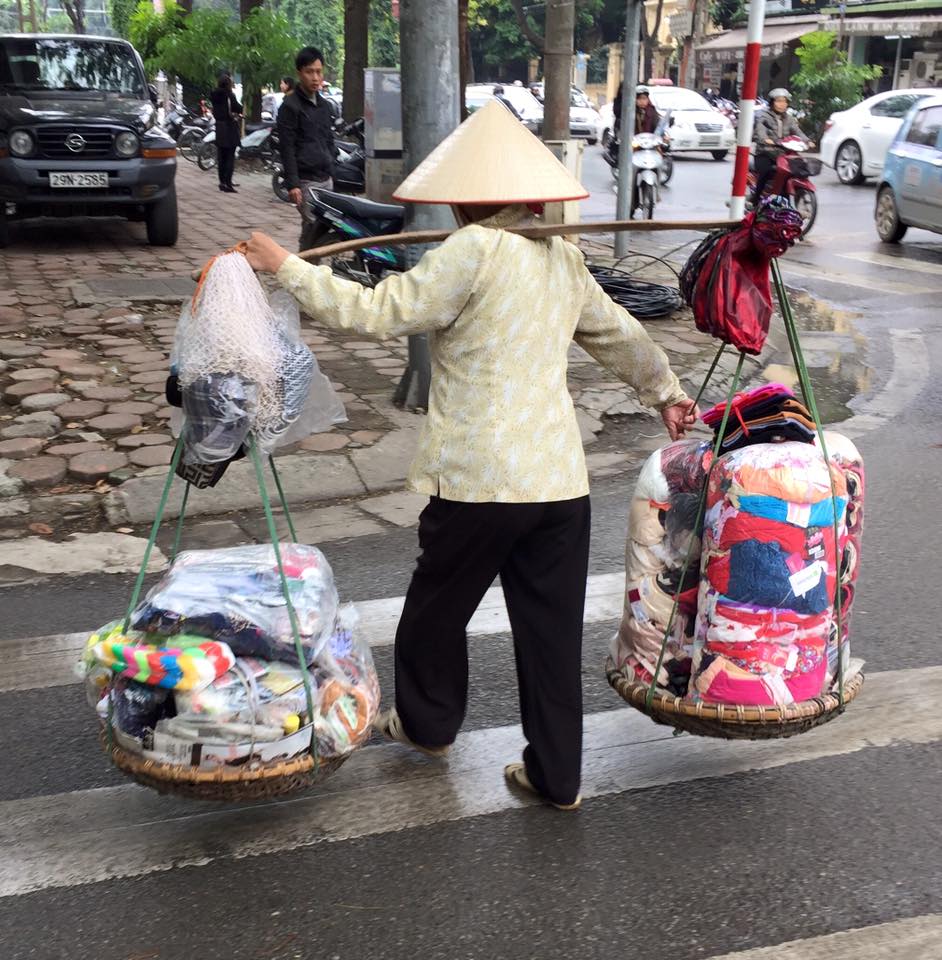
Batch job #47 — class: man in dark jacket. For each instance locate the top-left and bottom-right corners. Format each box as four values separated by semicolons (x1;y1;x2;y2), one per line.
210;73;242;193
277;46;336;250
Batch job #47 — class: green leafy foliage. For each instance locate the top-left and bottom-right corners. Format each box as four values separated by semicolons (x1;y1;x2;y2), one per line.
369;0;400;67
274;0;344;78
710;0;745;31
791;31;881;138
109;0;140;39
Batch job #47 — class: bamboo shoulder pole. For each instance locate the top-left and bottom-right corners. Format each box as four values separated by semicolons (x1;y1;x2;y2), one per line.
191;218;738;280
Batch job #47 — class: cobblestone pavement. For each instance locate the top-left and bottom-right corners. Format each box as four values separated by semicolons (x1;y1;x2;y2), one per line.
0;160;758;547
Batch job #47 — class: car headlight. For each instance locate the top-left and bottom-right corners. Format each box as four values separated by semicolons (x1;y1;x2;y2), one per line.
114;131;139;158
9;130;34;157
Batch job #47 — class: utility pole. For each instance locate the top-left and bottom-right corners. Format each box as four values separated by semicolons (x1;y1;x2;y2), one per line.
614;0;642;258
542;0;575;142
394;0;460;412
343;0;370;123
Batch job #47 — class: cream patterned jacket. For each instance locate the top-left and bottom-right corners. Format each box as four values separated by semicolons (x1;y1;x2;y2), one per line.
276;208;686;503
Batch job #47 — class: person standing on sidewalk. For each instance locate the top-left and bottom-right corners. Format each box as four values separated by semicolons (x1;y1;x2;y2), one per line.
277;46;336;251
210;73;242;194
243;101;697;811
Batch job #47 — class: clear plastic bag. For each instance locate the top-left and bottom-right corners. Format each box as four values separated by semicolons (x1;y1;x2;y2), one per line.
129;544;340;666
172;253;347;463
165;606;380;759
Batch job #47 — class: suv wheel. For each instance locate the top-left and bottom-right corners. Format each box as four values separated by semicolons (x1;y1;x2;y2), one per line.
146;185;178;246
875;186;907;243
711;150;728;161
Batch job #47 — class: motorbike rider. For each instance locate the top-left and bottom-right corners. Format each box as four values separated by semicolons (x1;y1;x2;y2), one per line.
635;86;661;135
753;88;814;201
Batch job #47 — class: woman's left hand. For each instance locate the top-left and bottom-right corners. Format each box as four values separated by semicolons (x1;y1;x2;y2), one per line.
244;232;291;274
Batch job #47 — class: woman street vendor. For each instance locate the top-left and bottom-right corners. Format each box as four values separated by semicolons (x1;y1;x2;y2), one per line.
243;100;697;810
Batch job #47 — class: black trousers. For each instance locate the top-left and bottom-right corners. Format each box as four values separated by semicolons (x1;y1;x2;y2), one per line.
217;145;237;187
753;152;777;201
394;495;591;806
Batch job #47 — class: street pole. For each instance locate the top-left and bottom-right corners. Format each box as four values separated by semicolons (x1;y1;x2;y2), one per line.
542;0;575;142
394;0;460;412
728;0;765;220
614;0;642;258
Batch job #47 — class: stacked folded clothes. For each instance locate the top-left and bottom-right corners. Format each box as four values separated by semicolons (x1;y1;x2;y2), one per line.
611;439;712;694
691;442;848;707
701;383;816;453
81;545;380;767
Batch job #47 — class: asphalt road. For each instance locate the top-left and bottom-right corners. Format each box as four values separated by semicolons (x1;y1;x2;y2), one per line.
1;153;941;959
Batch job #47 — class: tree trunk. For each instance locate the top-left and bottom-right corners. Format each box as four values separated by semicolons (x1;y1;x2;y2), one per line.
458;0;469;120
645;0;666;82
61;0;86;34
542;0;574;142
177;0;193;13
343;0;370;122
239;0;264;121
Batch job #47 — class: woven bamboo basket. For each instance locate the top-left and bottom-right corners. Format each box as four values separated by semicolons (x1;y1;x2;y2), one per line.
103;734;348;802
605;657;865;740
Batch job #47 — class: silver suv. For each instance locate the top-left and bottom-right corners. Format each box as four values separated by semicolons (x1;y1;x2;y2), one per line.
0;33;178;247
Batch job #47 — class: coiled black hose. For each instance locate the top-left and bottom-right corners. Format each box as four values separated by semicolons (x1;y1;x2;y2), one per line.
586;263;684;320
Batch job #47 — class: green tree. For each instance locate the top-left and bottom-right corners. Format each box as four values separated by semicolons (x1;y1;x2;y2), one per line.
157;8;236;91
274;0;344;79
234;7;299;118
369;0;400;67
791;31;881;139
710;0;744;31
129;0;186;71
109;0;140;39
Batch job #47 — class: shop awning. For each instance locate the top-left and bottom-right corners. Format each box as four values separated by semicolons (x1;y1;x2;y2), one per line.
823;14;942;36
695;21;822;64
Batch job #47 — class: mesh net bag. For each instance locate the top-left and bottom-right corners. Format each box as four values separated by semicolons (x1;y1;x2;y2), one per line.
173;252;346;463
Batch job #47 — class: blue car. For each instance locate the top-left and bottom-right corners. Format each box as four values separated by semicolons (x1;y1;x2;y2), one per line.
875;95;942;243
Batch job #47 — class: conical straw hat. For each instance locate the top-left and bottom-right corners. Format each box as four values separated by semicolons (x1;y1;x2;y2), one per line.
393;99;589;205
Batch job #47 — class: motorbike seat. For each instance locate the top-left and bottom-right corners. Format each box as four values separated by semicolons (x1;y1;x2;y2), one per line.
314;189;404;226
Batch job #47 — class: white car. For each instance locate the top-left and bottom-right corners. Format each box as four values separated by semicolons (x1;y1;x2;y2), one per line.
530;84;603;143
466;83;544;134
569;89;603;144
820;88;942;184
649;87;735;159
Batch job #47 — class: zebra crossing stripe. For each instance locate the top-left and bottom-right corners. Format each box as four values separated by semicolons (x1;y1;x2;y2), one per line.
0;665;938;899
0;572;627;693
705;913;942;959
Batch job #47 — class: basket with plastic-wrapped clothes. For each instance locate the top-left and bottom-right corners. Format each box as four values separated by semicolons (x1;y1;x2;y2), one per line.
607;431;865;740
167;250;347;488
81;545;380;801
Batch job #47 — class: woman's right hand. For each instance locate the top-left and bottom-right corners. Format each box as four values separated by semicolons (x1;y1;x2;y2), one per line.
288;187;303;207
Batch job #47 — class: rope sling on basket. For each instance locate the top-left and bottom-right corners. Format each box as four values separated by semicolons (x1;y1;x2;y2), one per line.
81;250;379;802
606;200;865;739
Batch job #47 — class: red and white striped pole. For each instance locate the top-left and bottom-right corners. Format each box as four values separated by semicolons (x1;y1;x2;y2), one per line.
729;0;766;220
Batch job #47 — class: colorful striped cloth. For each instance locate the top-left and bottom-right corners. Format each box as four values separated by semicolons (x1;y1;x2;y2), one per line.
90;627;235;691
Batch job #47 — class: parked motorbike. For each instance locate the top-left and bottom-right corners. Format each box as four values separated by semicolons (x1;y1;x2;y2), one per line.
746;136;820;237
302;187;406;285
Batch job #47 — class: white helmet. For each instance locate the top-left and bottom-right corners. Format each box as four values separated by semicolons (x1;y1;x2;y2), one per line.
635;85;651;96
768;88;792;101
